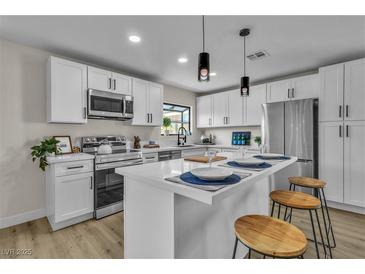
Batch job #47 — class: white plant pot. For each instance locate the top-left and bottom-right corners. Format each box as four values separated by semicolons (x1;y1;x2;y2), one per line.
164;130;170;136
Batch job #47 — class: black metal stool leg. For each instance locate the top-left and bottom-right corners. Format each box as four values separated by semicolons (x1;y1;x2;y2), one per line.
321;188;336;249
318;190;333;258
277;204;281;219
315;208;328;258
270;201;275;217
284;183;293;219
309;210;320;259
248;248;251;259
232;237;238;259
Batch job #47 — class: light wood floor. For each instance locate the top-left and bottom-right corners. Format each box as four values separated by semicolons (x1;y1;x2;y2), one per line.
0;207;364;259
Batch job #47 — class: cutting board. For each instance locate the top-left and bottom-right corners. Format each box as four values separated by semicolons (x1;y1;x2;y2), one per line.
184;155;227;163
143;144;160;148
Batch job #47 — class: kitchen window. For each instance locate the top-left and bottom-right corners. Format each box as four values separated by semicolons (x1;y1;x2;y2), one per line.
161;103;191;135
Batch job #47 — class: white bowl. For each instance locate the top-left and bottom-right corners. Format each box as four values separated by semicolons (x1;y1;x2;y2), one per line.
235;158;265;165
191;167;233;181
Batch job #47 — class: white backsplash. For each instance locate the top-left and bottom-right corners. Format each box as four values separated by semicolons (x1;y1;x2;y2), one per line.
203;126;261;146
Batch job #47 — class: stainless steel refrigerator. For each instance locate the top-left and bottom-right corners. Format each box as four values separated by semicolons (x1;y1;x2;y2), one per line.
261;99;318;192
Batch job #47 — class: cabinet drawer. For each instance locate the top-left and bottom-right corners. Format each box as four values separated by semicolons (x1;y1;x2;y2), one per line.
143;152;159;163
55;160;93;177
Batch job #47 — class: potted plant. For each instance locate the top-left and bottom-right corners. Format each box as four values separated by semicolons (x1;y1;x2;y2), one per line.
163;117;172;136
31;137;62;171
253;136;262;148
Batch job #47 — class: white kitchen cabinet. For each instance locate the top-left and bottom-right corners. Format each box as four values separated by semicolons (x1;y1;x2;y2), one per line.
319;64;344;122
226;89;244;126
113;72;132;95
47;56;87;124
344;58;365;121
213;89;244;127
267;74;319;103
55;172;94;223
87;66;112;91
46;157;94;231
88;66;132;95
213;92;228;127
244;84;266;126
291;74;319;100
319;122;344;203
266;79;291;103
131;78;163;126
344;121;365;207
196;95;213;128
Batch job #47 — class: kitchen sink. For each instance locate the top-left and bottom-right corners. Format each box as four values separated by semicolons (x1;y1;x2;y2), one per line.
173;144;195;148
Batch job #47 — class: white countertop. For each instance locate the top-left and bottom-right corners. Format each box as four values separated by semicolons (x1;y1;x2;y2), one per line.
117;152;297;205
47;153;95;164
140;144;260;154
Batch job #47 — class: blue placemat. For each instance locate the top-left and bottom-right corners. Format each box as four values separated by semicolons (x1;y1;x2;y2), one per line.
227;161;272;169
180;172;241;185
254;155;290;160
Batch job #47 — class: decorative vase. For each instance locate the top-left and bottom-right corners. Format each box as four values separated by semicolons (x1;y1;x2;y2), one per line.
164;130;170;136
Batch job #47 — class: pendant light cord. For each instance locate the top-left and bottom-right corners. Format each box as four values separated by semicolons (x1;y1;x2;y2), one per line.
202;15;205;52
243;36;246;76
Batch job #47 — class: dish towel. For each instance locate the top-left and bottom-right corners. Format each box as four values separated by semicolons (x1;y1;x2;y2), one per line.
180;172;241;185
254;155;291;160
227;161;272;169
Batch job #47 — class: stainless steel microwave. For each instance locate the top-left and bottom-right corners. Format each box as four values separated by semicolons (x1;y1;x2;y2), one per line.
87;89;133;120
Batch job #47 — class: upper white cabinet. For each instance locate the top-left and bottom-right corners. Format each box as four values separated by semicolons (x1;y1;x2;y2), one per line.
212;89;243;127
88;66;132;95
267;74;319;103
344;121;365;207
319;64;344;122
344;59;365;121
244;84;267;126
319;58;365;122
196;95;213;128
267;79;291;103
47;56;87;124
131;78;163;126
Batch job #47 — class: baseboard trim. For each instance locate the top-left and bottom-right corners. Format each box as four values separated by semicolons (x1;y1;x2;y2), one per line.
0;208;46;229
327;201;365;215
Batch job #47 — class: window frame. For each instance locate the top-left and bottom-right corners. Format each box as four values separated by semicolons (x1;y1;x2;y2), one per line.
161;102;191;136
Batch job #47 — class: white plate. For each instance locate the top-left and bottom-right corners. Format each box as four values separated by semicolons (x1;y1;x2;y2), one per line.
235;158;265;165
257;153;284;159
191;167;233;181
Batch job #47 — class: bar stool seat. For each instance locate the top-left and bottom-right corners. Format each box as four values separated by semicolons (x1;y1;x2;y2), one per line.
233;215;308;259
288;176;326;189
270;190;321;209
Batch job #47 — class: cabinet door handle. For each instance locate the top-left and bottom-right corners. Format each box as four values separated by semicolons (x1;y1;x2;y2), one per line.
109;78;112;89
223;117;226;124
90;177;93;190
147;113;150;123
339;105;342;118
150;113;153;123
346;125;349;137
346;105;349;118
288;89;290;98
83;107;87;119
67;165;84;170
226;117;229;124
291;88;295;98
339;125;342;138
114;79;116;90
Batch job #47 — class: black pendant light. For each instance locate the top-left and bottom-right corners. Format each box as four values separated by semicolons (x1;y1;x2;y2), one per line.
240;28;250;96
198;15;210;82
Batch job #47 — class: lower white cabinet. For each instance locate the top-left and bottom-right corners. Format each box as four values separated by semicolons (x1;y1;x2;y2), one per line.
344;121;365;207
181;148;207;157
319;121;365;209
46;158;94;231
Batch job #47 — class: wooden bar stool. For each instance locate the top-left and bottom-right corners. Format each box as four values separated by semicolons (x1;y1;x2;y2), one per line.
288;176;336;253
232;215;308;259
270;190;328;259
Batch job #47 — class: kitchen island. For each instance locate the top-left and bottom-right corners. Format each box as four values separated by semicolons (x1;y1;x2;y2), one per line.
117;152;297;258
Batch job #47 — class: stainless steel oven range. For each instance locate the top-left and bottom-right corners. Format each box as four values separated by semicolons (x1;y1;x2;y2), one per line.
82;136;142;219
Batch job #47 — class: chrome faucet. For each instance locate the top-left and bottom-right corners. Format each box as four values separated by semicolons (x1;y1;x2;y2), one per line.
177;126;187;146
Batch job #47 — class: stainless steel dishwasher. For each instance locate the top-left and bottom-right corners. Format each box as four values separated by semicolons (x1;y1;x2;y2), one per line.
158;150;182;161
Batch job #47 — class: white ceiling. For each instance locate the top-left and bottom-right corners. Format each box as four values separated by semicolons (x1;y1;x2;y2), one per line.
0;15;364;92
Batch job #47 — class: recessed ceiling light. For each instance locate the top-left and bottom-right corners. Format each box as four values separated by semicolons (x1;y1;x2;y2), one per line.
129;35;141;43
209;72;217;76
178;57;188;63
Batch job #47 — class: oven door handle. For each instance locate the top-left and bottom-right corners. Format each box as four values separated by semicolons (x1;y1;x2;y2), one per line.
96;159;143;170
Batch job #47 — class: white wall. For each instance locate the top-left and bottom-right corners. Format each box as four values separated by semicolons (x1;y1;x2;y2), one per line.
203;126;261;146
0;38;201;222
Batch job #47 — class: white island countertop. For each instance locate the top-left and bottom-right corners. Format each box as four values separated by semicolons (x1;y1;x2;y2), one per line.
117;152;297;205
